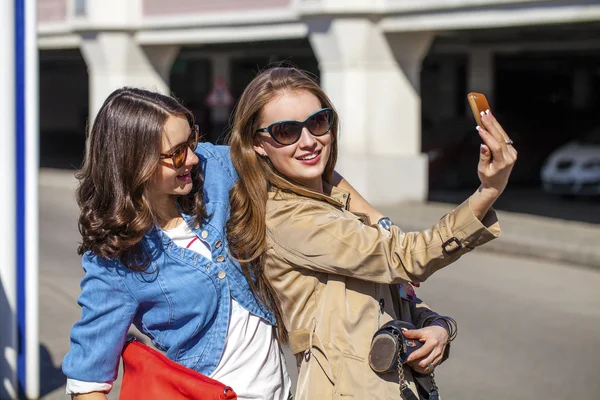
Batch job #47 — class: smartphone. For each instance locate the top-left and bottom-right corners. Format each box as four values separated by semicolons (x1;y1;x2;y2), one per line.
467;92;490;127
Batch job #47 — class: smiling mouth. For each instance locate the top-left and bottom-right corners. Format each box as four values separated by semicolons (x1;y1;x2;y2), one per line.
176;171;191;180
297;150;321;161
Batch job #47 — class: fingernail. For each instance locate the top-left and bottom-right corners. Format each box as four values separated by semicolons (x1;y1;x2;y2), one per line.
485;109;490;115
400;328;408;332
476;125;481;131
480;111;485;117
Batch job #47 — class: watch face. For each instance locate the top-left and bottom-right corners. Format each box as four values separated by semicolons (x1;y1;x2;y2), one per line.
377;217;393;230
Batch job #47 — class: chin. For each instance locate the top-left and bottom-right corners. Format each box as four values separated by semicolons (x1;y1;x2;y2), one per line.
174;185;194;196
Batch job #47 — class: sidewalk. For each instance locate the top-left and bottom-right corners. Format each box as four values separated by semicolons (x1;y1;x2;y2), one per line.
378;201;600;269
40;168;600;269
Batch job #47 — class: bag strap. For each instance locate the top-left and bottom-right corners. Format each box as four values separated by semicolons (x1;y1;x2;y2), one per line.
389;285;441;400
389;284;403;320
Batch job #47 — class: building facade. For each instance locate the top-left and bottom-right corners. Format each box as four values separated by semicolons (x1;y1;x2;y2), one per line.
37;0;600;203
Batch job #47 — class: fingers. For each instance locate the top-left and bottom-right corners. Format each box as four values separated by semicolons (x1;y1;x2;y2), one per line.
406;340;435;363
481;110;518;162
478;144;492;171
480;110;516;159
477;126;505;163
409;344;445;373
482;110;510;141
480;111;505;143
417;344;445;370
401;329;424;340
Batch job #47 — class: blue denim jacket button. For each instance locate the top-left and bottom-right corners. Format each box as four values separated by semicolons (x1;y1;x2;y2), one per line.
216;255;225;262
201;230;209;239
217;270;226;279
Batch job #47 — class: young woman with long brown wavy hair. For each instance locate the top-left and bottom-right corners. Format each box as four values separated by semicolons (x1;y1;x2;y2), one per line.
226;67;517;399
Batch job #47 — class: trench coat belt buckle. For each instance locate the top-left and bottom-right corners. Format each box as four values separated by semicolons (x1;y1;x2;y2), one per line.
442;236;462;255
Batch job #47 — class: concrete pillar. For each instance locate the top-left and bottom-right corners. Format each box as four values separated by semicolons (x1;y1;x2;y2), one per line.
80;33;180;122
467;48;495;104
309;18;433;204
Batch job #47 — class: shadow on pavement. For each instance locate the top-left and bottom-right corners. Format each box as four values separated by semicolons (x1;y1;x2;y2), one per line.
40;344;66;397
1;278;16;399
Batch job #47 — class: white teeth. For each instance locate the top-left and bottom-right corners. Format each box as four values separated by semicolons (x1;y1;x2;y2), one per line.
299;152;318;160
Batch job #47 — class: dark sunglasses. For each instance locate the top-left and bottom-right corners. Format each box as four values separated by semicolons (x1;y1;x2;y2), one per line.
159;124;199;169
256;108;334;146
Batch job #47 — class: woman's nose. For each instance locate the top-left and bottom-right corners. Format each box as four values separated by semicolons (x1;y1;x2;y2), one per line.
297;127;316;148
186;148;199;166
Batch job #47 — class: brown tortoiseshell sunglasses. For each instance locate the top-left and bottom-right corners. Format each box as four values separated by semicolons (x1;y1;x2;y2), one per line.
159;124;199;169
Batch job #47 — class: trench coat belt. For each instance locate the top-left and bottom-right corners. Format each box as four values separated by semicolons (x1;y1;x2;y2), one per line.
288;327;335;384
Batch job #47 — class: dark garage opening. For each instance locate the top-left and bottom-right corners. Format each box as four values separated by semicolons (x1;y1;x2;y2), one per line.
39;49;89;170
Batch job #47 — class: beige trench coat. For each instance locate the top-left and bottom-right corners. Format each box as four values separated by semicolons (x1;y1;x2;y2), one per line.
264;183;501;400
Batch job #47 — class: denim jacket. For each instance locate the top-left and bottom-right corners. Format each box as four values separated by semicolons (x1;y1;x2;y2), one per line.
62;143;275;383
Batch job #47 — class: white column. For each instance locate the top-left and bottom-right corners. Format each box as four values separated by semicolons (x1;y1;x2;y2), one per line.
309;18;433;204
468;48;495;104
0;0;17;397
80;33;180;122
24;0;40;397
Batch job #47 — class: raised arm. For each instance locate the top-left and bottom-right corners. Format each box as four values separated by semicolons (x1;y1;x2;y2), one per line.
468;109;517;219
266;197;500;284
333;110;516;226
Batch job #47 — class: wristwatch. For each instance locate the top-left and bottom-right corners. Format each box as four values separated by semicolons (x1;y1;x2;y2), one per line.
377;217;394;231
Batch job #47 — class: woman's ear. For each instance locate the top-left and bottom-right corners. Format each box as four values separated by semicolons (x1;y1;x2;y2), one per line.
253;138;267;157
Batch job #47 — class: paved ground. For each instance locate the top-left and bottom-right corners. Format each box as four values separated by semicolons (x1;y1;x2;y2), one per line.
36;172;600;399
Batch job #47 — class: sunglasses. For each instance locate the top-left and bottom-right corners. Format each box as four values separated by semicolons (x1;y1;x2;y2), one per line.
256;108;334;146
159;124;199;169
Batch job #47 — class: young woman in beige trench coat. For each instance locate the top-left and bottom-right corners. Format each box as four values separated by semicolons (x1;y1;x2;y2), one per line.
225;67;517;400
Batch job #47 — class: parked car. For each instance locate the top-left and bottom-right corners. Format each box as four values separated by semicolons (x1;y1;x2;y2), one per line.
541;127;600;196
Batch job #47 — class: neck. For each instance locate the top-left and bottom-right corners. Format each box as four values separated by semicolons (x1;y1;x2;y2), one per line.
304;179;324;194
153;196;182;229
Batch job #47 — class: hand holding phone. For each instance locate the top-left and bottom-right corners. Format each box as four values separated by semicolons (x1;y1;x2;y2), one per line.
464;92;517;221
467;92;490;127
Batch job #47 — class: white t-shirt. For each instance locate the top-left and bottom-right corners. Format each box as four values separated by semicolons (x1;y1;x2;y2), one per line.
66;220;291;400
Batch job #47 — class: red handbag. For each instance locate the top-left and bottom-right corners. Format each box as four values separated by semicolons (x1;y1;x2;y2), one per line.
120;338;237;400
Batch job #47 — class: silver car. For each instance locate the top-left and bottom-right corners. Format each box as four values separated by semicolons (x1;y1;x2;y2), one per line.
541;127;600;196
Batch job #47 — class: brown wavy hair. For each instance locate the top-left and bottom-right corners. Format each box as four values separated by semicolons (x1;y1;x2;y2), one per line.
226;67;339;341
76;87;207;270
